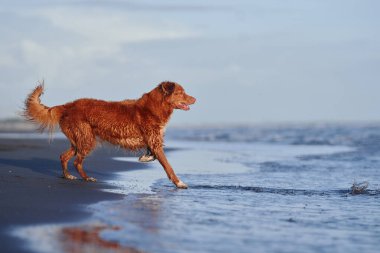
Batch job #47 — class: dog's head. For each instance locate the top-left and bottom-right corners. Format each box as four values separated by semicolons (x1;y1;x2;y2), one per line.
159;81;196;111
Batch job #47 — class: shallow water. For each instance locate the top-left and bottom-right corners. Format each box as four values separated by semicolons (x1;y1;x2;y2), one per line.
90;125;379;253
13;124;380;253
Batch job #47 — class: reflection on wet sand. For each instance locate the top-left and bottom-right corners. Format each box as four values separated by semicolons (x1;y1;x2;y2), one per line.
61;225;145;253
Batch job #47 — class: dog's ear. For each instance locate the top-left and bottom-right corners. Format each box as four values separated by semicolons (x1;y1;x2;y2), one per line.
160;82;176;95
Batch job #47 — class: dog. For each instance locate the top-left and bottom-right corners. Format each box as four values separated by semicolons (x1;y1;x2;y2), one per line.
24;81;196;189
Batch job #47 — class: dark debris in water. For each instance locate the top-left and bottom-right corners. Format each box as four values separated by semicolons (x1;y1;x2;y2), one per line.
350;181;369;195
286;218;297;223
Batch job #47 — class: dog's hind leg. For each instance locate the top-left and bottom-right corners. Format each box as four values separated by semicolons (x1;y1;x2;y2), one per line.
74;154;96;182
73;129;97;182
62;120;97;182
60;145;77;180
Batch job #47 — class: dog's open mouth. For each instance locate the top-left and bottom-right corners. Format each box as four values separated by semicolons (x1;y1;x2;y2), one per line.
177;102;191;111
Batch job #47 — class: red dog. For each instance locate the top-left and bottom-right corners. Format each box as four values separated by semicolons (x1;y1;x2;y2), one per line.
24;81;196;188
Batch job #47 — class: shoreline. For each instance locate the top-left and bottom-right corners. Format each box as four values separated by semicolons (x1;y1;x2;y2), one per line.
0;136;152;253
0;132;364;253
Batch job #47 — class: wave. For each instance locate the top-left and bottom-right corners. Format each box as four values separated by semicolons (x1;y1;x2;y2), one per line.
190;184;380;196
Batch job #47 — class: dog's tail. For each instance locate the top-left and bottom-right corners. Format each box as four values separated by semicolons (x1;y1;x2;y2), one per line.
24;81;64;133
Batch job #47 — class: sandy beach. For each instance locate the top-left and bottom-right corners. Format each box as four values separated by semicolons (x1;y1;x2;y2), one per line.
0;136;144;253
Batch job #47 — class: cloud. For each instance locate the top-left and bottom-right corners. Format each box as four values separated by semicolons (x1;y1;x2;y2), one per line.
6;6;198;85
34;7;198;44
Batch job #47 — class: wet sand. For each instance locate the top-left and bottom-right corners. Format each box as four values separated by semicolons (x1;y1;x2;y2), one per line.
0;137;149;253
61;225;145;253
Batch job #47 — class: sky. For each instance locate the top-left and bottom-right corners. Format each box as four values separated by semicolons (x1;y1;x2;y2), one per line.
0;0;379;125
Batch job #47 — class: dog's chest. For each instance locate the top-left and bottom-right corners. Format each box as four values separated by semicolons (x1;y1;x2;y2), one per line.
160;126;167;136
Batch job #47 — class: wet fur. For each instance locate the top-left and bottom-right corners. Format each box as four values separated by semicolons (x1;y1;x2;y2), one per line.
24;81;196;188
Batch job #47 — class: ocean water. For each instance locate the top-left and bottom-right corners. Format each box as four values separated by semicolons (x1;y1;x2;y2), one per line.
94;124;380;253
14;124;380;253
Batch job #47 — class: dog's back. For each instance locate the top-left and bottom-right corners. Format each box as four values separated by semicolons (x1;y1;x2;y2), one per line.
62;98;146;150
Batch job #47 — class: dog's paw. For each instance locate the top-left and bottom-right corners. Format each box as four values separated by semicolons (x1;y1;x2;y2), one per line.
138;155;156;163
63;174;77;180
84;177;97;182
175;180;188;189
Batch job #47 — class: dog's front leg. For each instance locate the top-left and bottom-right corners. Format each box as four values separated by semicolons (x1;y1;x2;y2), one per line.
153;147;188;189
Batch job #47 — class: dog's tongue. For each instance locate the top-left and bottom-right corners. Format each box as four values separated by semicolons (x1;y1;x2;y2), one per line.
182;104;190;111
179;103;190;111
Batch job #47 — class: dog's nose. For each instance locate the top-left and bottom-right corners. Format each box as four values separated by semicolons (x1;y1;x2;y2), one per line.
191;96;196;104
